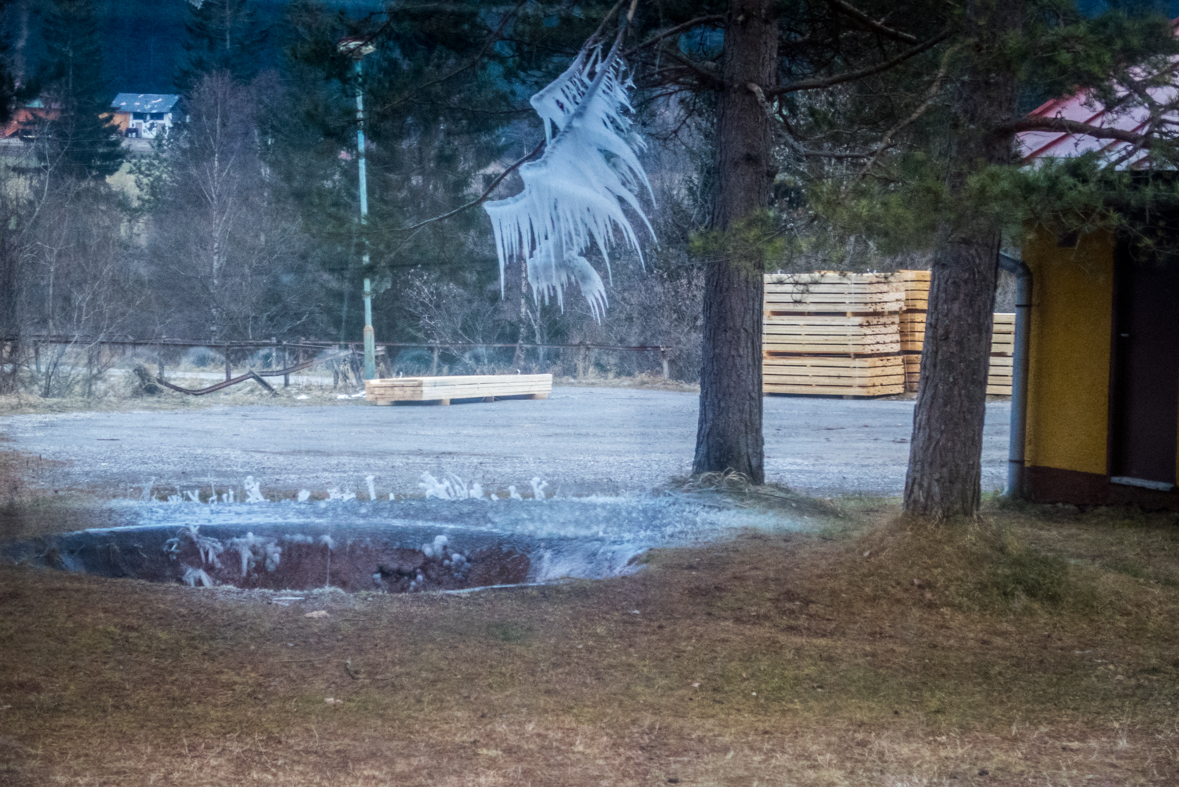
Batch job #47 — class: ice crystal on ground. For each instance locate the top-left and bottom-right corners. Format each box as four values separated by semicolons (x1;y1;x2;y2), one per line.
419;472;483;501
182;566;215;588
244;476;266;504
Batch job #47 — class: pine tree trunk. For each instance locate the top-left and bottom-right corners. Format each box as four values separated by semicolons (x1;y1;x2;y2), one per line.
903;0;1022;519
692;0;777;484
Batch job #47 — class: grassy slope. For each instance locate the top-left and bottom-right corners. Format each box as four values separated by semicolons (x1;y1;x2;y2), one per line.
1;489;1178;786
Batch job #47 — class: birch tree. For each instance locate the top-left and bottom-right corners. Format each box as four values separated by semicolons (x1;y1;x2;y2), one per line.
144;71;322;341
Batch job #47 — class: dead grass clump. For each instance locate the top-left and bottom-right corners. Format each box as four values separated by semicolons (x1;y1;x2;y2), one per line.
849;515;1104;616
552;372;699;392
659;470;847;519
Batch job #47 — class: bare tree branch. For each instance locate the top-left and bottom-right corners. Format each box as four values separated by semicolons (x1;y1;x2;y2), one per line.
386;139;546;258
766;29;951;96
850;44;956;186
656;45;723;90
625;15;726;58
1005;116;1153;148
826;0;918;44
749;81;893;160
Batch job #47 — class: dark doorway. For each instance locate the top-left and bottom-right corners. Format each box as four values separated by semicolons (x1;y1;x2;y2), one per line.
1109;242;1179;488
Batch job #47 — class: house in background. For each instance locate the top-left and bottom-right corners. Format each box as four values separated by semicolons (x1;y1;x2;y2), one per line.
1012;87;1179;510
110;93;182;139
1;99;60;140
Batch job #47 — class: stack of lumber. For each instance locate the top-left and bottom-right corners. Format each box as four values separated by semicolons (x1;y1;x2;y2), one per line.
763;272;905;397
899;270;931;391
895;308;1017;396
761;270;1017;397
987;313;1015;395
365;374;552;406
763;354;905;397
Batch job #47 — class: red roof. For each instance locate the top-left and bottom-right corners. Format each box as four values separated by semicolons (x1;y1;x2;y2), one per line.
1018;18;1179;165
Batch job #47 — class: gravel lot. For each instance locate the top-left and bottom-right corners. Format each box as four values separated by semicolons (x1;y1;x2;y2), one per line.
0;387;1010;499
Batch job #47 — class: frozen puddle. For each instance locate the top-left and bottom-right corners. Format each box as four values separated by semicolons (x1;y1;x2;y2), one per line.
3;495;816;594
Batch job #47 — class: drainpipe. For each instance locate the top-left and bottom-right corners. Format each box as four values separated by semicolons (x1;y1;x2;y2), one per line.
998;251;1032;498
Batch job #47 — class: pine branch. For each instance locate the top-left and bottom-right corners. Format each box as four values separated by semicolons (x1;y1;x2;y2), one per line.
825;0;918;44
656;46;723;90
625;15;726;58
850;44;956;186
370;0;527;115
1005;116;1153;148
748;81;892;160
766;29;951;96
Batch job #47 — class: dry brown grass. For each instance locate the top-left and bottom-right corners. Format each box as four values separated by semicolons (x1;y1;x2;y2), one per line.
553;372;700;393
2;481;1178;785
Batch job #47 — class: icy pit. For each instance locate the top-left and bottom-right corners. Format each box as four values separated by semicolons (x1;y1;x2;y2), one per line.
3;483;818;594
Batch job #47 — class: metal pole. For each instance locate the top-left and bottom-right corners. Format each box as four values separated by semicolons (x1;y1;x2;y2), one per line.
999;252;1032;499
356;57;377;381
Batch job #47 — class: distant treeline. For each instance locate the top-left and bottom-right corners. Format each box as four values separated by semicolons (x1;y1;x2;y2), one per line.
2;0;376;94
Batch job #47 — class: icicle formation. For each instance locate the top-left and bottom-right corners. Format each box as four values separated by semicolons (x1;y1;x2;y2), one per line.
483;30;654;321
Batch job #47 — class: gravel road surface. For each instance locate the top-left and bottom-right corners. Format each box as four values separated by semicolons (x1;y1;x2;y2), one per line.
0;387;1010;499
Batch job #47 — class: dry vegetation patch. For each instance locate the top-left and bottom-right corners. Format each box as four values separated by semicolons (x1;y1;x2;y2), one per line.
1;500;1178;785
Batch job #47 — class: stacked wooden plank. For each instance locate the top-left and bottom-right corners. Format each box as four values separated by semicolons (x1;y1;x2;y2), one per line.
899;270;931;392
987;314;1015;395
365;374;552;406
895;306;1018;396
763;273;905;397
762;270;1017;397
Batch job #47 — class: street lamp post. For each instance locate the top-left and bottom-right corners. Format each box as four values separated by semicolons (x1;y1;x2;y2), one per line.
340;37;378;381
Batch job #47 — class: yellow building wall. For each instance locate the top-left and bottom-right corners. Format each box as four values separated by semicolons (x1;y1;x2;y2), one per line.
1023;227;1115;476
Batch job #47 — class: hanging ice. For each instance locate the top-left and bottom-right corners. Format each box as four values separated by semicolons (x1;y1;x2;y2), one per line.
483;28;654;321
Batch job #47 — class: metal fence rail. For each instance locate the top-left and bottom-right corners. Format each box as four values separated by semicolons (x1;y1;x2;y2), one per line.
1;335;679;386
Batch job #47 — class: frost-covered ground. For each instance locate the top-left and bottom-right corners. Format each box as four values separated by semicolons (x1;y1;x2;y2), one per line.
4;487;823;589
0;386;1010;499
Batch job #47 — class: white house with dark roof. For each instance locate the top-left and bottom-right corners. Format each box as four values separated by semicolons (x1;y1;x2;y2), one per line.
110;93;183;139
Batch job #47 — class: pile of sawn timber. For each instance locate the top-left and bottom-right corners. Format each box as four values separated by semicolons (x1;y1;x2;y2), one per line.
897;272;1014;395
763;272;906;397
365;374;552;406
763;271;1015;397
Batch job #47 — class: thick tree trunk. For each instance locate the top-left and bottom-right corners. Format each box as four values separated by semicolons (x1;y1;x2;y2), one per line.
903;0;1022;519
692;0;777;484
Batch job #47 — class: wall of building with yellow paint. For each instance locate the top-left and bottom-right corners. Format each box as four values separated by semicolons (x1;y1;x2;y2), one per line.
1022;227;1115;477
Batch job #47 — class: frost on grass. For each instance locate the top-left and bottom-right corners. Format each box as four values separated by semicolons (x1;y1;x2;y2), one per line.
483;25;653;320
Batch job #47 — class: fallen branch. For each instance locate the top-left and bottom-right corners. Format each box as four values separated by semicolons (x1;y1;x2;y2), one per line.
154;351;352;396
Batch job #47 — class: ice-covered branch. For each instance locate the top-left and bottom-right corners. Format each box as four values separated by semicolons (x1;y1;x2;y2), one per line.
483;22;655;320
